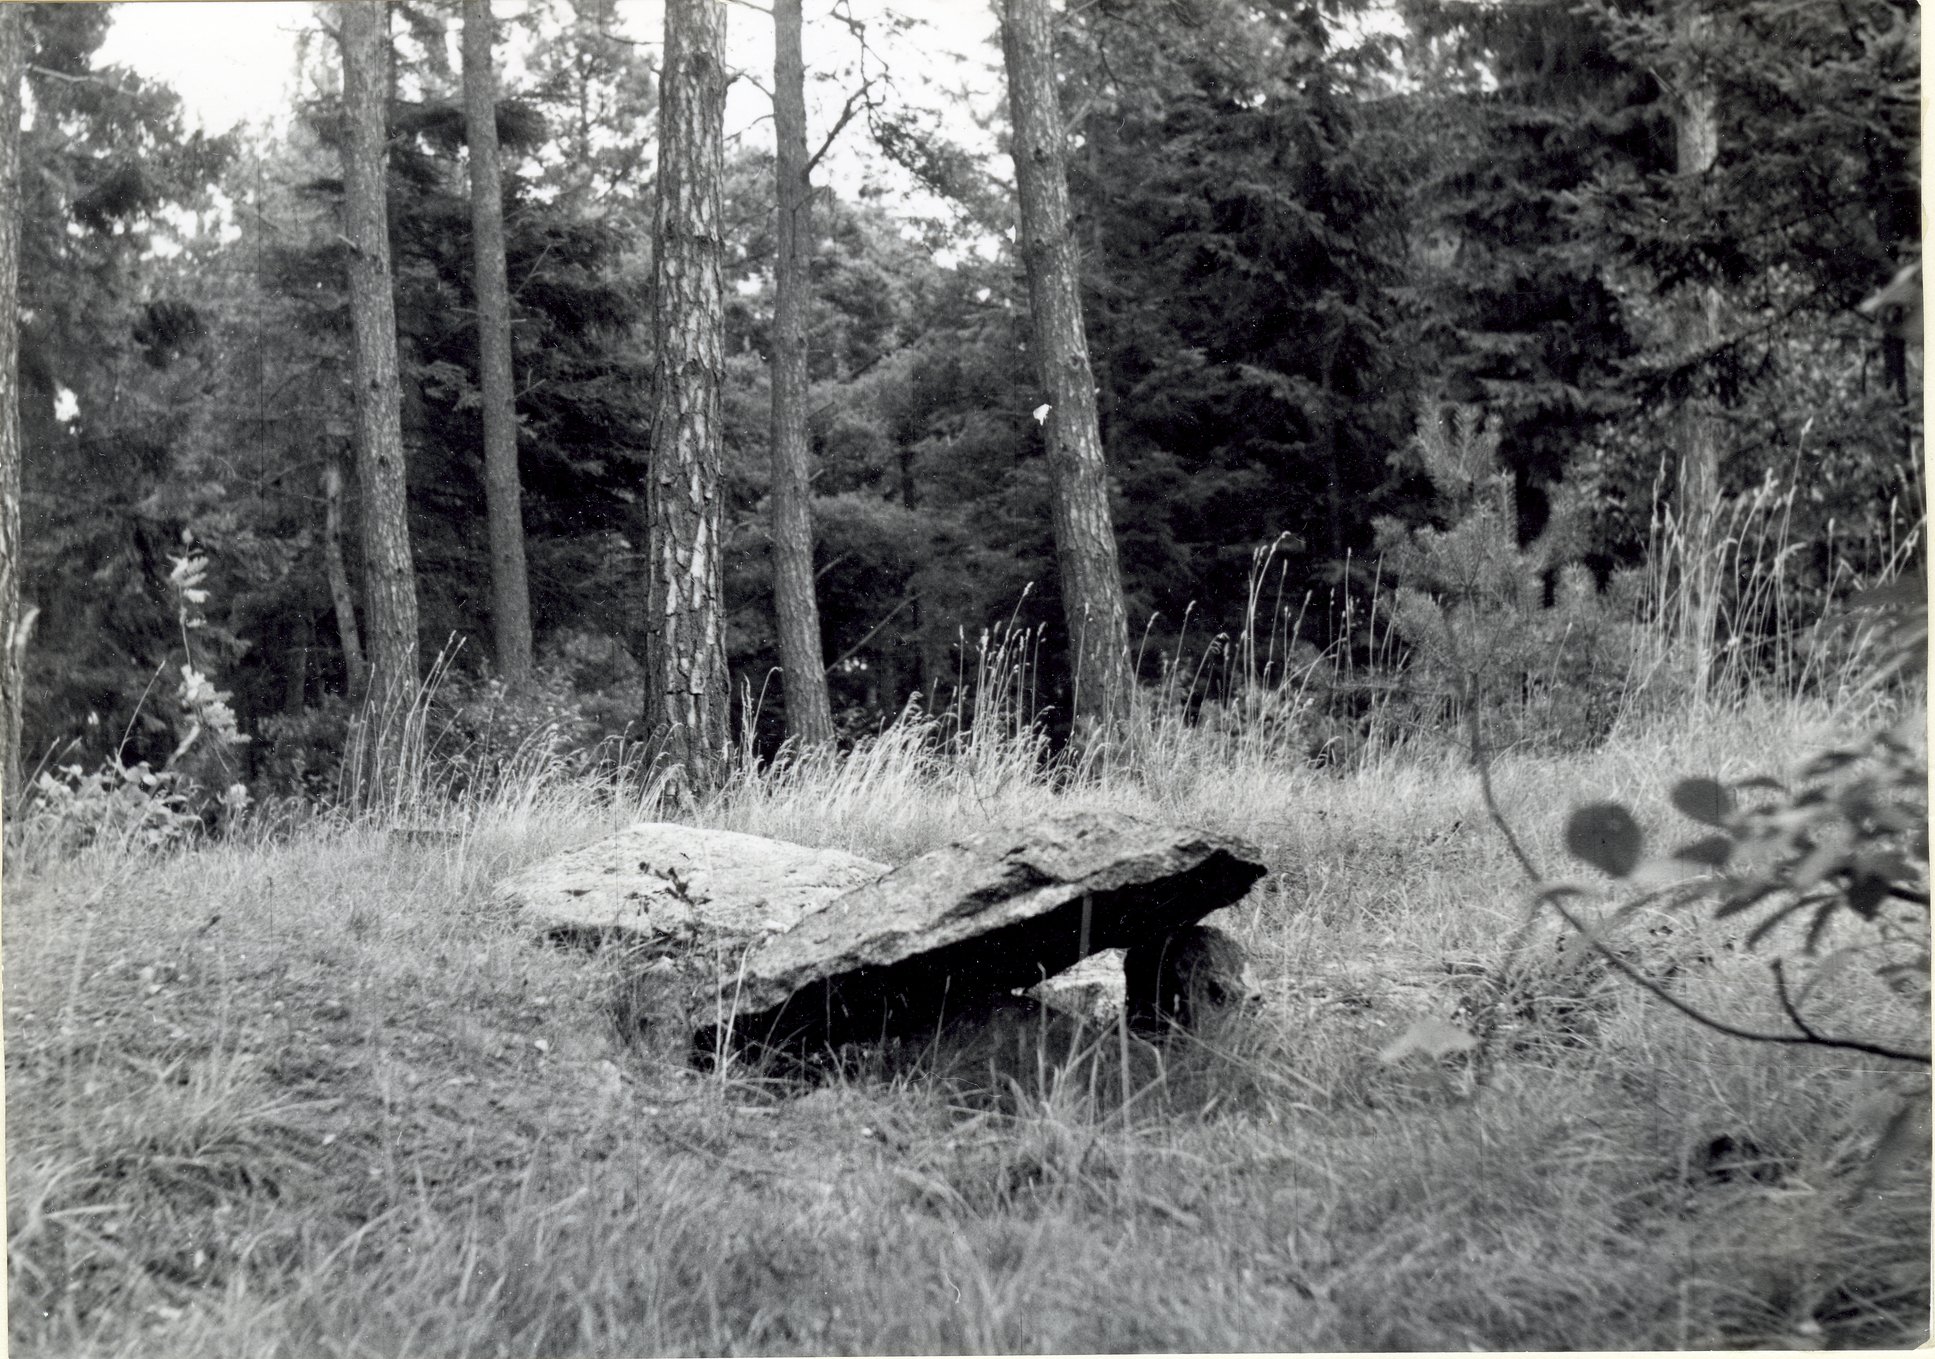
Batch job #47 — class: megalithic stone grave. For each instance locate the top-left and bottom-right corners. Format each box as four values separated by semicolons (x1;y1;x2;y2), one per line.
694;809;1267;1056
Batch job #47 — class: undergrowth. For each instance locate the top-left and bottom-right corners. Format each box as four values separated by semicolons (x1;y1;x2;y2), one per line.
6;679;1927;1355
5;460;1926;1353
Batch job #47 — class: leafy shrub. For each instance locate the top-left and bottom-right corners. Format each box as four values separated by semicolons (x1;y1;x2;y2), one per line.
1375;405;1669;750
1562;708;1928;1061
254;695;358;803
24;759;211;853
1557;577;1928;1075
18;552;251;852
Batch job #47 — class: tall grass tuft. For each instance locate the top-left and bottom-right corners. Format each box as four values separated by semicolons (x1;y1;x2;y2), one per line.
1646;455;1926;707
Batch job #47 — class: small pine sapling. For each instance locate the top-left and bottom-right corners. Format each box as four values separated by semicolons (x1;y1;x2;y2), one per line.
1375;404;1649;750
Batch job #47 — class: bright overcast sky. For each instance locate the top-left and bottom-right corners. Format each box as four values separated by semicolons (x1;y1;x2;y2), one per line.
97;1;1008;175
99;2;312;133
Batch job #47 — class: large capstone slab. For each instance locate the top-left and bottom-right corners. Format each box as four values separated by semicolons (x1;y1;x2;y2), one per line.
499;822;889;951
694;810;1267;1054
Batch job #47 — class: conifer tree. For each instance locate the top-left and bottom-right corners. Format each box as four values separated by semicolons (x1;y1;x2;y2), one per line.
999;0;1132;729
646;0;730;783
463;0;535;688
338;1;421;716
0;6;23;804
769;0;834;747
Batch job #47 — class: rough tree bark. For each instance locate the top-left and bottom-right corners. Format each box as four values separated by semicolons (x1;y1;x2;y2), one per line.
462;0;535;689
1671;7;1723;701
285;613;311;715
322;458;367;701
646;0;731;786
999;0;1133;730
338;0;421;717
0;6;22;807
769;0;835;747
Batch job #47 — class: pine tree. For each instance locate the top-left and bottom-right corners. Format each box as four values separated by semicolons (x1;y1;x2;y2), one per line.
999;0;1132;730
0;5;23;804
462;0;535;688
321;458;366;700
338;1;421;717
646;0;731;784
1666;3;1723;699
767;0;834;747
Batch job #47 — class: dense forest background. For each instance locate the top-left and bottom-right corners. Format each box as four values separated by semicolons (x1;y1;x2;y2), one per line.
9;0;1921;803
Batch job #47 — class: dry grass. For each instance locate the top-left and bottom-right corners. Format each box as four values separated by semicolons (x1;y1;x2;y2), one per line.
5;691;1928;1356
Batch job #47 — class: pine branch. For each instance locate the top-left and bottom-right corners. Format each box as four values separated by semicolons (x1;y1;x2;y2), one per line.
27;63;135;94
806;78;877;177
826;596;916;673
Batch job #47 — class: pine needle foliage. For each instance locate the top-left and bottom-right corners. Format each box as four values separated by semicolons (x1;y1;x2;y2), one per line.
1376;404;1661;750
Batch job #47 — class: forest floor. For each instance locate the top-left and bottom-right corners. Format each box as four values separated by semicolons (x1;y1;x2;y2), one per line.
6;692;1929;1356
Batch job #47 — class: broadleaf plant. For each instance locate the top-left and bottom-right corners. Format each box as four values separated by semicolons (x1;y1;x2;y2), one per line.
1565;803;1645;878
1557;585;1929;1068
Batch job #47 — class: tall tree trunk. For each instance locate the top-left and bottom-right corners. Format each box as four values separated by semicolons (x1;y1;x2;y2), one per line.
285;612;311;715
322;458;367;700
768;0;834;748
647;0;730;786
0;6;21;808
1320;336;1344;564
463;0;535;689
1671;8;1723;701
999;0;1132;730
339;1;421;718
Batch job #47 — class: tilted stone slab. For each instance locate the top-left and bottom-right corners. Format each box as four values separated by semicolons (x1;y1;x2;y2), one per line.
499;822;889;953
695;810;1267;1054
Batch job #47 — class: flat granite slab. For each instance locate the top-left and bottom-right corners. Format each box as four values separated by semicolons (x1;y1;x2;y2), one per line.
499;822;888;952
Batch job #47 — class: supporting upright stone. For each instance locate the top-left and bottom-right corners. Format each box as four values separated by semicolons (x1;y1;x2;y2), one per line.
1124;925;1257;1036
